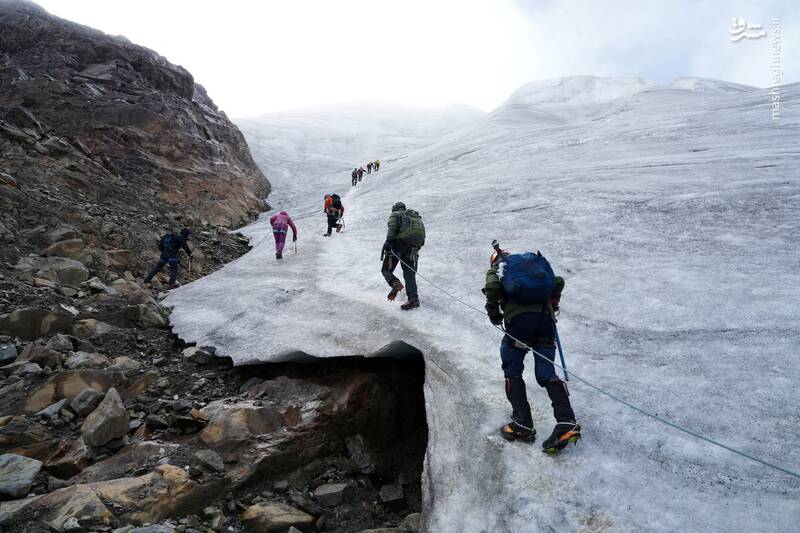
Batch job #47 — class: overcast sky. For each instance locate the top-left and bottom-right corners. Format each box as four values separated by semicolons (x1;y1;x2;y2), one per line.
36;0;798;118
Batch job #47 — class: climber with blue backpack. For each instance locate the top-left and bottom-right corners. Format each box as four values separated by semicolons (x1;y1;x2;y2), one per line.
382;202;425;310
144;228;192;289
483;240;581;454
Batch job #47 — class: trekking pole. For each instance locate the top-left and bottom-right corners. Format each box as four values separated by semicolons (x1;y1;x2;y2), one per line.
188;255;193;273
293;241;297;255
553;320;569;381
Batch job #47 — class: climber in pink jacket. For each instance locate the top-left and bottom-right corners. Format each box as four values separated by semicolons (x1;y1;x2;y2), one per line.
269;211;297;259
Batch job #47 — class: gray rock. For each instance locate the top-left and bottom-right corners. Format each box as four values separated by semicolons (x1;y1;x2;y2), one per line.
313;482;354;507
181;346;216;365
108;356;141;372
36;398;68;418
0;453;43;498
62;517;82;531
194;449;224;473
46;333;75;353
0;344;17;364
379;483;405;506
241;502;315;532
400;512;422;532
65;351;109;369
18;342;61;369
81;388;129;447
146;414;169;430
69;388;105;417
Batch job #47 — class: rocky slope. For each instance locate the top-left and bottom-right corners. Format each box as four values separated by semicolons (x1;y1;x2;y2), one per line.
0;0;269;279
0;2;426;532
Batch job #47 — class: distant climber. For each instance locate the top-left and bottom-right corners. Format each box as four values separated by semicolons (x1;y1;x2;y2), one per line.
374;159;381;171
323;194;344;237
381;202;425;310
357;166;365;181
351;168;358;186
367;161;373;174
269;210;297;259
483;242;581;453
144;228;192;288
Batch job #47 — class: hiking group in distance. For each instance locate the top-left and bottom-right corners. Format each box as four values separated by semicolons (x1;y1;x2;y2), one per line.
352;159;380;186
143;155;579;455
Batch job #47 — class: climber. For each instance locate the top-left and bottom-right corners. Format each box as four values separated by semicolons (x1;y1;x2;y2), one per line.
483;242;581;453
381;202;425;310
144;228;192;289
357;166;365;181
323;194;344;237
374;159;381;171
367;161;373;174
269;210;297;259
351;168;358;186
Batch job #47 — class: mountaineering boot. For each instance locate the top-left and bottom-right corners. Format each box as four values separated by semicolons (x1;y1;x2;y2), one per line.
322;232;331;237
387;280;404;301
541;422;581;454
336;223;342;233
400;297;420;310
500;377;535;443
276;252;282;259
542;380;580;454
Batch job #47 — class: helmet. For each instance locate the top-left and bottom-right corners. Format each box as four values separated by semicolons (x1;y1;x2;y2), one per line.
392;202;406;212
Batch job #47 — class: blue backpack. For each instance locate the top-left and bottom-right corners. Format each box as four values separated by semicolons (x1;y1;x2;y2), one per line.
499;252;556;304
158;233;177;252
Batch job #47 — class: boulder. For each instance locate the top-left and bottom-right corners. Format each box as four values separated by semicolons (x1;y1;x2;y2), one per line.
19;370;124;414
41;238;87;262
193;449;224;473
36;257;90;286
84;276;116;294
400;512;422;532
313;482;354;507
106;249;133;268
46;333;76;353
0;453;42;498
0;483;113;530
108;356;141;372
0;344;17;365
35;398;68;418
71;319;115;338
0;308;73;340
75;441;179;484
47;226;82;244
182;346;216;365
198;401;283;454
81;388;129;448
379;483;405;508
18;343;62;369
241;502;315;532
65;351;109;369
45;438;91;478
69;388;106;417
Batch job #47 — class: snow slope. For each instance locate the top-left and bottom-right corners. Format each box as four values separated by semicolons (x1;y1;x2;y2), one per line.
236;102;483;215
167;77;800;532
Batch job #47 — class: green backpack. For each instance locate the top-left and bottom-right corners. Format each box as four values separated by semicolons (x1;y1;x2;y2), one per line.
397;209;426;247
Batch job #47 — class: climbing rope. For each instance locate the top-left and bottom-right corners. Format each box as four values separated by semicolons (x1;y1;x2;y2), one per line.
388;251;800;481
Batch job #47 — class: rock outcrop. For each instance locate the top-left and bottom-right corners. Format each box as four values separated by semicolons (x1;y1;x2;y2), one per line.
0;0;270;319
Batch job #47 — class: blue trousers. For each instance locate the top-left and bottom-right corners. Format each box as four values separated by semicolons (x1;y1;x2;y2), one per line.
500;312;558;386
144;253;178;285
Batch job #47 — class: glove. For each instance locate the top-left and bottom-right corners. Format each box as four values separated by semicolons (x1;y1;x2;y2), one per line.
549;295;560;313
485;302;503;326
382;240;393;252
293;235;297;242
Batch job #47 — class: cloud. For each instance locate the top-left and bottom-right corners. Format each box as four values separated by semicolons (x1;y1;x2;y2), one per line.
34;0;797;115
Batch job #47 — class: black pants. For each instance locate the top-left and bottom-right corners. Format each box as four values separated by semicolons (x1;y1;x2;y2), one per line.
326;212;340;234
382;243;418;299
352;176;358;186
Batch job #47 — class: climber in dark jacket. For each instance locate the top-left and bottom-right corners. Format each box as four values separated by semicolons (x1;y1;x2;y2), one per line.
144;228;192;288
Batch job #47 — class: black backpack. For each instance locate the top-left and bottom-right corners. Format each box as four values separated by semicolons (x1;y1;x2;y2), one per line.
330;194;343;210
